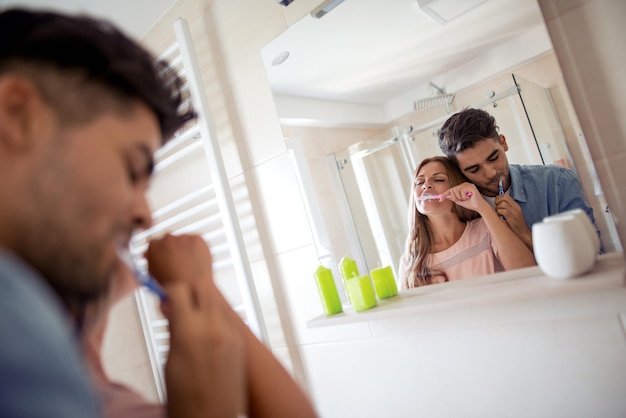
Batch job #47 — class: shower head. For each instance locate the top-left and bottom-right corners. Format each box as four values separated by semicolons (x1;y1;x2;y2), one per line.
413;81;455;112
413;93;455;111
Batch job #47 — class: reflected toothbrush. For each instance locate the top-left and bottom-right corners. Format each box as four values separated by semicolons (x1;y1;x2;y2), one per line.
417;191;473;201
498;176;507;221
117;248;167;302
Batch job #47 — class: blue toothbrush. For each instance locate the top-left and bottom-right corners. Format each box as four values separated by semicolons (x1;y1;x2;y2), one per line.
117;248;167;301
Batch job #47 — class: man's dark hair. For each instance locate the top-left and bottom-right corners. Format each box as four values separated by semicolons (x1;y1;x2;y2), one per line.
438;108;500;164
0;8;195;140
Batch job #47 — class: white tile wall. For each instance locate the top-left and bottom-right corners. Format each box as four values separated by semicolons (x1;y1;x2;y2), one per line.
209;0;287;87
227;65;288;165
102;295;159;402
303;312;626;418
252;153;313;254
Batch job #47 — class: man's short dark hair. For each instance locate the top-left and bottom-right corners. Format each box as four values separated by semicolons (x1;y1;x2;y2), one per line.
438;108;500;163
0;8;195;140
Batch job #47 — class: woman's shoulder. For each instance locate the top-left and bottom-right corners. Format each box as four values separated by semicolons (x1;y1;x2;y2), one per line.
466;217;487;230
463;218;491;240
436;218;489;253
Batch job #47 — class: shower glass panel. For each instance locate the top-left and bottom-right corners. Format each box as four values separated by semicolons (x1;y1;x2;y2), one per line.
332;74;567;277
513;74;575;169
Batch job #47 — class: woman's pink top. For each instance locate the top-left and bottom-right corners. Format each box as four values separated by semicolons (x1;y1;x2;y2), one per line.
93;374;165;418
398;218;503;286
430;218;503;281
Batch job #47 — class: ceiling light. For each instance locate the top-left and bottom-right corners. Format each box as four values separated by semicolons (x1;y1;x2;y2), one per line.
272;51;290;67
417;0;490;24
311;0;346;19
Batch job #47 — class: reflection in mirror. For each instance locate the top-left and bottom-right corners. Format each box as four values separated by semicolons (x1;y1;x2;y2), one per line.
262;0;622;285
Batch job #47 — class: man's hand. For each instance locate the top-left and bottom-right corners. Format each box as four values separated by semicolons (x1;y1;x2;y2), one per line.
494;195;533;250
146;234;247;418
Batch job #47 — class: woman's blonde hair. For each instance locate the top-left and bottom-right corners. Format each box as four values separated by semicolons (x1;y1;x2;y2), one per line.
400;156;478;288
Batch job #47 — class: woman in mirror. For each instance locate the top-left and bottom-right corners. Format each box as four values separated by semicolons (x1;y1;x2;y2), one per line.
399;156;536;288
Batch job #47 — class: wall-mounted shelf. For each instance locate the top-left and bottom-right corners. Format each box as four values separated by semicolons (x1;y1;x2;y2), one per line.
307;252;625;329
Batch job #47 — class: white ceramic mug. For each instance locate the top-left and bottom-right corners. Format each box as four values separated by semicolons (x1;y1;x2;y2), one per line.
541;208;600;254
532;209;599;279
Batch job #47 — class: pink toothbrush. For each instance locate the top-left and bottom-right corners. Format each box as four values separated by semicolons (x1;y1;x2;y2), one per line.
417;191;473;201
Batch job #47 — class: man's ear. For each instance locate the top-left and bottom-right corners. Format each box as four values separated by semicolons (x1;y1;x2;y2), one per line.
499;134;509;152
0;76;47;153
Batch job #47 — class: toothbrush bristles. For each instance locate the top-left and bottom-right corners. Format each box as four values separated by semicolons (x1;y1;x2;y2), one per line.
117;248;167;301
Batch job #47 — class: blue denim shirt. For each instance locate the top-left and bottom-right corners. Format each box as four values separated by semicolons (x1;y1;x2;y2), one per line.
509;164;602;251
0;250;101;418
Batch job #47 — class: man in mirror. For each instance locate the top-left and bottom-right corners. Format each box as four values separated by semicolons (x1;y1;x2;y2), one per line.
438;108;601;252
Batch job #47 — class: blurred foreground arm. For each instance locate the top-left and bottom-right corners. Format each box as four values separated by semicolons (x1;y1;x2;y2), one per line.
146;234;318;418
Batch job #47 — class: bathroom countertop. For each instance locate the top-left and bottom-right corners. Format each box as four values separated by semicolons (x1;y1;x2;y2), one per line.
307;252;626;328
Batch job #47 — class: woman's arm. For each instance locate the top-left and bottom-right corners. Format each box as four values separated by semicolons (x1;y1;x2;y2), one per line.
238;312;317;418
146;234;318;418
147;235;246;418
446;183;536;270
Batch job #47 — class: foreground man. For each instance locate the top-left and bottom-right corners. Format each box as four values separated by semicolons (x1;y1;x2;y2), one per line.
0;8;316;418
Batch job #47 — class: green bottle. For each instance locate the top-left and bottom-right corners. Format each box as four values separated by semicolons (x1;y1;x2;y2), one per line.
338;256;359;279
370;266;398;299
345;275;378;312
314;266;343;316
338;256;359;303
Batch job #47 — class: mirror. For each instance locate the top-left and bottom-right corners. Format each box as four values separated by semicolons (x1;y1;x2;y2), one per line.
261;0;622;284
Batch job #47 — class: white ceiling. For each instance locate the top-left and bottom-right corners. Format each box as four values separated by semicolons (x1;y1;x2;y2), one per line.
262;0;546;106
0;0;176;40
0;0;547;109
